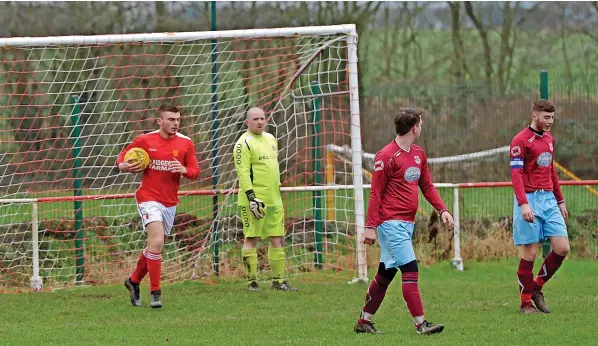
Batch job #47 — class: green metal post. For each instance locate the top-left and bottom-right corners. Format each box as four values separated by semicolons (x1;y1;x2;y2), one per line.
310;81;324;269
540;70;550;258
210;1;221;275
71;95;84;283
540;70;549;101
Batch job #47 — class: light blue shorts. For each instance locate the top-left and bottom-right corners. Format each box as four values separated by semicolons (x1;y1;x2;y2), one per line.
377;220;416;269
513;190;568;245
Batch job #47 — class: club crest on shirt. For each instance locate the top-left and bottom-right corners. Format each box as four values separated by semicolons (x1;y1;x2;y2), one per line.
549;143;553;152
537;152;552;167
414;156;421;165
511;146;521;157
173;149;179;157
404;167;421;183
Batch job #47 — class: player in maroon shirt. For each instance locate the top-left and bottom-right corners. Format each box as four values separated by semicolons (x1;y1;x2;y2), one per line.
117;105;200;308
509;99;569;314
354;108;455;336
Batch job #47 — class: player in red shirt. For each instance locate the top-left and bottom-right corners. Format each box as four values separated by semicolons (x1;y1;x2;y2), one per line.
354;108;455;335
509;99;569;314
117;104;200;308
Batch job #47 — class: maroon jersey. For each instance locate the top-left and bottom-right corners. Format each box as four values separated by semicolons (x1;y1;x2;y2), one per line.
509;127;564;206
117;131;200;207
366;140;448;228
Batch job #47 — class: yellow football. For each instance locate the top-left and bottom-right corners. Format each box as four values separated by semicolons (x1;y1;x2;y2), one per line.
124;147;151;170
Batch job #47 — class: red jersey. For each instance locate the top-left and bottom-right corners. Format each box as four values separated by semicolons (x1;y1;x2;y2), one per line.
117;130;200;207
366;140;448;228
509;127;564;206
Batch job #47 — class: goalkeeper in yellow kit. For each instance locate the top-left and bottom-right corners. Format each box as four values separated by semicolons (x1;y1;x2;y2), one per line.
233;107;298;292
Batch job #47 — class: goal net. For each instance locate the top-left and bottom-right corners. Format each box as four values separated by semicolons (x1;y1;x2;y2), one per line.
0;25;368;290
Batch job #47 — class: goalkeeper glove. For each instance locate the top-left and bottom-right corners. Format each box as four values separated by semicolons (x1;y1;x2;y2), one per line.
245;190;266;219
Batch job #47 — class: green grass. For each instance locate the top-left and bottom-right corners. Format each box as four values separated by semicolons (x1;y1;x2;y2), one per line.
1;259;597;345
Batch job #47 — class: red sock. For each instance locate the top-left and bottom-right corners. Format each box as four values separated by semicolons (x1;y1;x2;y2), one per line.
517;258;534;306
534;251;566;290
146;250;162;292
130;249;148;284
402;272;424;319
359;273;392;324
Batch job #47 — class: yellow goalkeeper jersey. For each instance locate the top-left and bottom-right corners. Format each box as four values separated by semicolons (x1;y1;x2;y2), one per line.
233;131;283;207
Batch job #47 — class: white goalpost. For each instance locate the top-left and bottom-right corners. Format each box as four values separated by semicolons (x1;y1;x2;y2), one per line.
0;25;369;290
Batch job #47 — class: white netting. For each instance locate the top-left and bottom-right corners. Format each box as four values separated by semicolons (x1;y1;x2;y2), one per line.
0;26;364;290
327;144;510;184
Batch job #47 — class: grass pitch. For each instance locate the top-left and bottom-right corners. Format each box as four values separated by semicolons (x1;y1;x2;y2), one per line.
1;258;597;345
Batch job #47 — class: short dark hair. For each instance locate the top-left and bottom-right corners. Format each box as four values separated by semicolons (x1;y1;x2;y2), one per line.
532;99;555;113
394;107;422;136
158;104;181;116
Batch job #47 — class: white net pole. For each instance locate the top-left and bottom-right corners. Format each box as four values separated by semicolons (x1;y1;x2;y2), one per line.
452;187;463;271
346;27;368;284
30;202;43;290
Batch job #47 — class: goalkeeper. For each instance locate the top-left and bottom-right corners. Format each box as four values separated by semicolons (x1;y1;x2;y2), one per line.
233;107;298;292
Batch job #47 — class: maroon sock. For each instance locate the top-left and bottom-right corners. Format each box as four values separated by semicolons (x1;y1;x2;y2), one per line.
358;273;392;324
130;249;148;284
402;272;424;318
534;251;566;290
517;258;534;306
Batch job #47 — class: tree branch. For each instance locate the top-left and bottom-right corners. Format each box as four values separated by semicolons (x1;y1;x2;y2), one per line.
464;1;493;83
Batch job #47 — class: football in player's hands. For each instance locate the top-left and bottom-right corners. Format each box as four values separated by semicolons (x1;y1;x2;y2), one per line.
123;147;150;170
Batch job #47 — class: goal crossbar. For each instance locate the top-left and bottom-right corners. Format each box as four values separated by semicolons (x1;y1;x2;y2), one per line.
0;25;357;47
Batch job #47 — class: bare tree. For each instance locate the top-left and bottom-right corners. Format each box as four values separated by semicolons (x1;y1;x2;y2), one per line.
496;2;520;93
464;1;493;85
448;2;470;82
463;1;531;93
578;2;598;43
380;2;427;80
559;2;573;81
